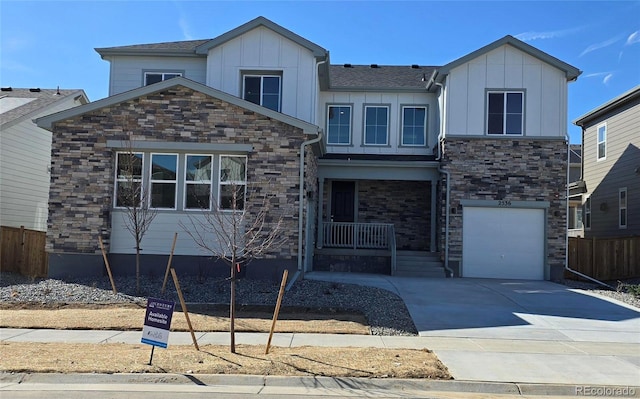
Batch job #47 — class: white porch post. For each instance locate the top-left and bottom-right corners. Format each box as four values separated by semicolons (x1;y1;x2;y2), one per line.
430;180;437;252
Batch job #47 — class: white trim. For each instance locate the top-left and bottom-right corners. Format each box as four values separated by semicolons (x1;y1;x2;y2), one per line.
597;122;607;161
619;187;627;229
184;154;213;211
149;153;178;210
363;105;390;146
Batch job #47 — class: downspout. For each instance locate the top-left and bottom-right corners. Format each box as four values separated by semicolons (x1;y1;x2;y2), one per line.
562;133;612;289
289;131;324;290
435;80;454;278
312;57;328;126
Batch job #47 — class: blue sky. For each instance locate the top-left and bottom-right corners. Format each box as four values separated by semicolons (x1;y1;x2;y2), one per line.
1;1;639;143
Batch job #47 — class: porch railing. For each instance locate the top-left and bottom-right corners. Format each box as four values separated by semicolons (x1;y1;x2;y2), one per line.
321;222;397;273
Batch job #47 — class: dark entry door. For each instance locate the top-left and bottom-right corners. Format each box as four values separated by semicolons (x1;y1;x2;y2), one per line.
331;181;355;222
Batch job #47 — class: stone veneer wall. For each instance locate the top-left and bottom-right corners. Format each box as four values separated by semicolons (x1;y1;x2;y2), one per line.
439;138;568;278
358;181;430;251
47;85;316;261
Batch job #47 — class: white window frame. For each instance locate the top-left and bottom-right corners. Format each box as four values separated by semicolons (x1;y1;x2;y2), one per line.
184;154;213;211
149;153;178;210
242;74;282;112
619;187;627;229
363;105;389;146
218;155;247;211
597;123;607;161
486;91;524;135
114;151;144;209
401;105;427;147
326;105;352;145
144;71;182;86
584;196;591;230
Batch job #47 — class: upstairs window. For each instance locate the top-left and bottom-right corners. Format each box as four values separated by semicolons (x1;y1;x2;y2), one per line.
584;197;591;229
144;72;182;86
115;152;143;208
619;188;627;228
219;156;247;210
597;123;607;160
150;154;177;209
327;105;352;145
243;75;281;112
487;91;524;135
364;105;389;145
401;106;427;146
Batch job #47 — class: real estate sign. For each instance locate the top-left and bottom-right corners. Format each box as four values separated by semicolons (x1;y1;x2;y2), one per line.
141;297;175;348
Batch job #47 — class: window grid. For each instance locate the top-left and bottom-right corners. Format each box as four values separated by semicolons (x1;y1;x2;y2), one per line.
114;152;144;208
144;72;182;86
327;105;352;145
401;106;427;146
149;153;178;210
584;197;591;230
364;105;389;145
619;188;627;228
184;154;213;211
597;123;607;160
487;91;524;135
243;75;281;112
219;156;247;211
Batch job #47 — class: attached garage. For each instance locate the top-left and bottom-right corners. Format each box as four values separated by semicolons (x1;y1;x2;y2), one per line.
462;203;547;280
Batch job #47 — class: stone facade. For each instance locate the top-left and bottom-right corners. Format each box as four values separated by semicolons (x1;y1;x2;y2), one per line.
439;138;568;278
48;85;316;263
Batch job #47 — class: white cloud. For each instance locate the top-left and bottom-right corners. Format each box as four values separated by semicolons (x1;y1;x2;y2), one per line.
626;31;640;45
179;16;194;40
515;27;582;42
579;36;623;57
583;71;615;85
603;73;614;85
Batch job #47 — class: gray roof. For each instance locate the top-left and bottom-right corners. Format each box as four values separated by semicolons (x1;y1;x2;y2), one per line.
328;65;437;91
96;39;210;58
569;144;582;164
573;85;640;126
0;88;88;129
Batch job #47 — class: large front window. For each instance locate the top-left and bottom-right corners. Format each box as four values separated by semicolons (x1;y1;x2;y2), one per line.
401;106;427;146
219;156;247;210
364;105;389;145
185;155;213;210
243;75;281;111
487;91;524;135
150;154;177;209
115;152;143;208
327;105;352;145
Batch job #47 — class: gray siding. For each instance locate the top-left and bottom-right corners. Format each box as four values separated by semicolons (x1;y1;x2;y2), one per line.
582;98;640;237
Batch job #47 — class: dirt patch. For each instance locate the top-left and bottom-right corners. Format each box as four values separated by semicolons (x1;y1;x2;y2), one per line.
0;303;370;335
0;342;451;379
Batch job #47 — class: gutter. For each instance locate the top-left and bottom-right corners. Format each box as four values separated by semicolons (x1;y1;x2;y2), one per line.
288;131;324;290
562;133;613;289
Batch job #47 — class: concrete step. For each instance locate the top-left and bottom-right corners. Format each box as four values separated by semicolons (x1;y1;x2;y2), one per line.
394;269;447;278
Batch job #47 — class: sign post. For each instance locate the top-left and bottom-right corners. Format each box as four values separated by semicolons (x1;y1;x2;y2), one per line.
141;297;175;365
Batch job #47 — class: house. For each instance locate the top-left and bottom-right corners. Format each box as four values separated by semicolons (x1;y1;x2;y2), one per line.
0;87;89;232
36;16;580;281
568;144;584;237
573;86;639;238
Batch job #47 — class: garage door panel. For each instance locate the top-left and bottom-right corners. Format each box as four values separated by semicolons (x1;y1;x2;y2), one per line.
463;207;544;280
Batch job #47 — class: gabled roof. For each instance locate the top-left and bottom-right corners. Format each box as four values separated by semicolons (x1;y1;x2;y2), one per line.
429;35;581;88
569;144;582;164
195;16;327;59
0;88;88;129
573;85;640;126
96;39;209;58
328;64;437;91
35;77;321;135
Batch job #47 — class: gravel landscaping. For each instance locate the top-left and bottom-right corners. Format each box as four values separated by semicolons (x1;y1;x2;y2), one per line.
0;272;417;336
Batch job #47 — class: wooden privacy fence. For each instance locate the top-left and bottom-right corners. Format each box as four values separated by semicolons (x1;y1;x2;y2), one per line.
0;226;48;278
567;236;640;281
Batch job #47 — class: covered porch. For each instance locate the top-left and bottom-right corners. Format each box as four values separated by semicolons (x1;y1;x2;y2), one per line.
312;156;440;275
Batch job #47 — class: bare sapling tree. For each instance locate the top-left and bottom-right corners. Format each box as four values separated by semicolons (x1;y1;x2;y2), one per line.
116;140;158;294
181;170;287;353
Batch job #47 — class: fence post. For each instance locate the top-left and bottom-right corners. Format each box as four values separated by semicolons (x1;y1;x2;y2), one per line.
18;226;25;275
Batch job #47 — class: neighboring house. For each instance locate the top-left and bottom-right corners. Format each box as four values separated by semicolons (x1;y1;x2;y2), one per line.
36;17;580;281
573;86;639;238
0;87;88;231
568;144;584;237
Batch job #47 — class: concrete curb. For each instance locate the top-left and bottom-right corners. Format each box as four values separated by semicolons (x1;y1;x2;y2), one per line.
2;373;638;397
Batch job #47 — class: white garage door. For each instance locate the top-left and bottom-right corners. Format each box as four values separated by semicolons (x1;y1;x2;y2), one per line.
462;207;545;280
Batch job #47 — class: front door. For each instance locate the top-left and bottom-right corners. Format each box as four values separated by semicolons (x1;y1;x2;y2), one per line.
331;181;355;222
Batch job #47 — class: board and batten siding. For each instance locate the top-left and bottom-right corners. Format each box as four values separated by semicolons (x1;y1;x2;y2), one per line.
107;56;207;96
582;99;640;237
0;96;83;231
204;26;317;124
445;44;567;137
319;91;438;155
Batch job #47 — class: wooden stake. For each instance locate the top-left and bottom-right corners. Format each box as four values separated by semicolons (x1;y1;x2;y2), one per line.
265;269;288;355
161;232;178;294
98;236;117;294
170;268;199;351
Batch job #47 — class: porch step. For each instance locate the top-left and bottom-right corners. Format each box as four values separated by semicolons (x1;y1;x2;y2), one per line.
394;251;447;278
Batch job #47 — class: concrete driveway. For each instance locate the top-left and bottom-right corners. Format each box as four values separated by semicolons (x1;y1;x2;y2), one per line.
305;272;640;386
